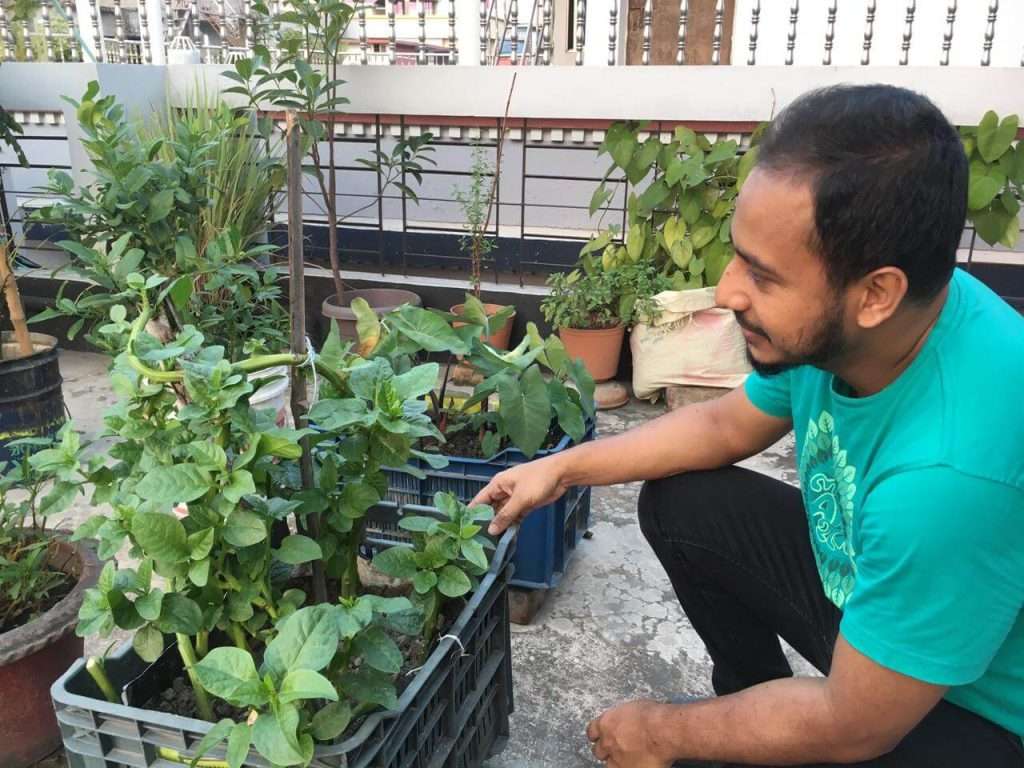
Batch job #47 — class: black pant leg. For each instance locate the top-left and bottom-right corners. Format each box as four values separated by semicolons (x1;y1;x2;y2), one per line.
638;466;841;695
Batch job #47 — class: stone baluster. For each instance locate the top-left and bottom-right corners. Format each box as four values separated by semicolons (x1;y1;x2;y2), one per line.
940;1;956;66
981;0;997;67
861;0;875;65
899;0;915;66
640;0;651;65
785;0;797;65
821;0;836;65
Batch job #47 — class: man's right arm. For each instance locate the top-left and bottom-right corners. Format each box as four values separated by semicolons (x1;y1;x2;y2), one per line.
475;387;792;533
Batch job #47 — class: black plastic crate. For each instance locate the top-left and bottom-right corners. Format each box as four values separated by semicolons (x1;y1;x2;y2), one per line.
381;423;595;590
51;503;516;768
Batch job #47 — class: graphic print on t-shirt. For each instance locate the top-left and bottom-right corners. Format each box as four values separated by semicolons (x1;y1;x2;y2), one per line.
799;410;859;607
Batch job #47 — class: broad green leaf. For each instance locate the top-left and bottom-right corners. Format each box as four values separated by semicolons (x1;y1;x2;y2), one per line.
188;528;215;561
412;569;437;594
136;465;212;505
188;719;235;768
135;588;164;622
393;362;439;400
397;515;439;534
195;648;268;707
372;545;418;579
132;513;189;563
263;605;339;678
133;624;164;662
279;669;339;703
222;470;256;504
156;593;203;634
147;188;175;223
188;557;211;587
352;626;403;674
226;723;252;768
311;701;352;741
548;381;585;443
223;508;267;547
275;535;323;565
437;565;472;598
252;707;307;767
497;366;551;458
977;111;1019;163
460;539;489;571
337;668;399;710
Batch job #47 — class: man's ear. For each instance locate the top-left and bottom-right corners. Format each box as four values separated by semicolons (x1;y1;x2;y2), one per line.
854;268;908;330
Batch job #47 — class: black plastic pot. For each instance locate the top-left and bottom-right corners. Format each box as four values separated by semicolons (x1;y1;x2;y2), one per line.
0;332;66;465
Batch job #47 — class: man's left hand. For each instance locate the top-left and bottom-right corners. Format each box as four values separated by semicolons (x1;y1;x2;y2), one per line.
586;699;675;768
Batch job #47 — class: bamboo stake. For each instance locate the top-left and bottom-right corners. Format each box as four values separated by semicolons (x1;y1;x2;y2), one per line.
0;244;34;358
285;112;327;604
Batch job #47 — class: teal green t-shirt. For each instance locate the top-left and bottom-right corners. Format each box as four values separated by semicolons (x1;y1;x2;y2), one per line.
745;269;1024;738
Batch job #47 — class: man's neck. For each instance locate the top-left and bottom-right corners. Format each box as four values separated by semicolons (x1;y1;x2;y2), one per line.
828;285;949;398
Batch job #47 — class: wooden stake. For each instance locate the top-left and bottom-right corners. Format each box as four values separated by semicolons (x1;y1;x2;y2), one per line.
285;112;327;604
0;244;34;358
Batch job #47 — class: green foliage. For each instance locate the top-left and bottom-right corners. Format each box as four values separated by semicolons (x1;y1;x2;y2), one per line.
960;110;1022;249
353;296;595;459
541;261;670;331
373;492;494;654
0;426;94;631
581;122;760;295
31;83;287;359
453;146;497;294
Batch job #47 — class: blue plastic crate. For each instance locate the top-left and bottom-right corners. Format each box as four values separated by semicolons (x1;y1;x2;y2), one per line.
378;422;595;590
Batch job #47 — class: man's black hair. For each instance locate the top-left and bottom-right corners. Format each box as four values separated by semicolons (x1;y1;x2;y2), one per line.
756;84;968;303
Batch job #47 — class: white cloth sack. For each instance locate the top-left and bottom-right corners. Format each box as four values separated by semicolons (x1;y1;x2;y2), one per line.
631;287;751;400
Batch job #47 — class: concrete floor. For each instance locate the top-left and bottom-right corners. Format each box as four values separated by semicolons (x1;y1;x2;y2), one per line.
55;348;803;768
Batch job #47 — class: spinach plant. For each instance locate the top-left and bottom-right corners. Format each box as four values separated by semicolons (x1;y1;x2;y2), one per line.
371;492;494;657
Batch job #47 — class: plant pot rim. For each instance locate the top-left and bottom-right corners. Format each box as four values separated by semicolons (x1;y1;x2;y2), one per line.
0;532;100;667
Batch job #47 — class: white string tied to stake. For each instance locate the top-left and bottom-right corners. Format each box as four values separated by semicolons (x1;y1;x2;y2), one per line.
405;634;469;677
303;335;319;405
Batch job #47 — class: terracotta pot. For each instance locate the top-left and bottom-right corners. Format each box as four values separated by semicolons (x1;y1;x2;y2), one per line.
0;534;101;767
321;289;422;341
450;303;516;350
558;325;625;383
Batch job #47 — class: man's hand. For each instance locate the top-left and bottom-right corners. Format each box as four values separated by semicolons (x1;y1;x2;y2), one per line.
470;455;569;535
586;700;675;768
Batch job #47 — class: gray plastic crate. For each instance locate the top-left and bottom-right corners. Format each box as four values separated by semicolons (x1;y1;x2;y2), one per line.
51;503;516;768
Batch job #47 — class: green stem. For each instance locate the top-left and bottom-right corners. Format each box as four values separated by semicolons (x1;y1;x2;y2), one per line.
196;631;209;659
228;623;250;653
156;747;229;768
85;656;119;703
177;633;215;722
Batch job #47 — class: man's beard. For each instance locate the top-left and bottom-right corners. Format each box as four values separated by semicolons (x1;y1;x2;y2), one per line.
739;305;848;377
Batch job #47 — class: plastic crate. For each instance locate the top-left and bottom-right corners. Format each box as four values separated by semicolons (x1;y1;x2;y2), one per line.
51;503;516;768
380;422;595;590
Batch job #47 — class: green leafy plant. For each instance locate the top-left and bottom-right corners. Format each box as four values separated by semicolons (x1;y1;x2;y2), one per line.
960;110;1022;249
584;121;760;292
32;83;288;359
453;146;497;296
352;295;595;459
0;426;93;632
372;492;494;658
541;260;670;331
224;0;435;304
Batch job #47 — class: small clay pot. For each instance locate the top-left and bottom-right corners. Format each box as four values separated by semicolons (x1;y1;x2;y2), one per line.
450;303;516;350
0;534;101;767
558;325;626;383
321;289;422;340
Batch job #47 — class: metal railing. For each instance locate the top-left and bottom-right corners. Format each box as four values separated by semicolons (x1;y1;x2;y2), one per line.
1;0;1023;66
